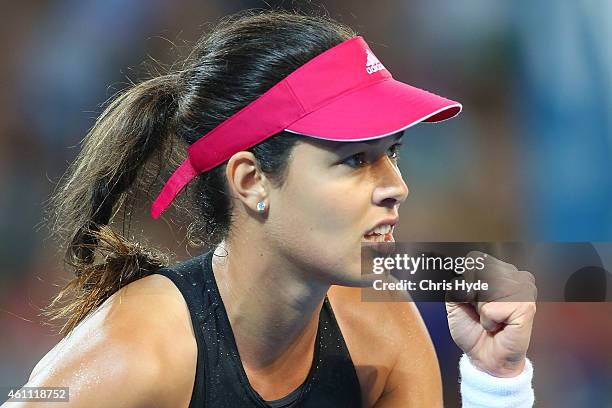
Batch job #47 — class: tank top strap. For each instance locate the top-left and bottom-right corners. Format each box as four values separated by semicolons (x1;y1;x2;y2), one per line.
154;255;210;407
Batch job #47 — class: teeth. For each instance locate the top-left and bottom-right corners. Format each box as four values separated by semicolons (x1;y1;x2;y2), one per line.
365;224;392;236
376;224;392;235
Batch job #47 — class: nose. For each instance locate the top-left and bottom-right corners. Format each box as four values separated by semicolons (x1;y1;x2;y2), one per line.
371;156;409;208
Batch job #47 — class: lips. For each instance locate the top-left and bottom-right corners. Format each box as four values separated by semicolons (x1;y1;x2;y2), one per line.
362;219;398;243
362;232;394;243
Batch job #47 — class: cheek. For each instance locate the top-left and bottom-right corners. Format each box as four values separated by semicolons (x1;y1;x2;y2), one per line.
269;177;371;281
286;178;366;240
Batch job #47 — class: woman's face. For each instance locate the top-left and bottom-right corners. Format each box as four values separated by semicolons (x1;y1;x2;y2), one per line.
265;132;408;287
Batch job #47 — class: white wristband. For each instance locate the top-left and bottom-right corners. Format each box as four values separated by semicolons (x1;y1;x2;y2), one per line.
459;354;534;408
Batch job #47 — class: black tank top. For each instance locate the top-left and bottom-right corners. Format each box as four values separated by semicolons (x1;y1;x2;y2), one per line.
155;250;362;407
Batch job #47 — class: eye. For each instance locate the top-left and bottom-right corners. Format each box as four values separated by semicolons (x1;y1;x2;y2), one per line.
340;143;403;168
388;143;403;160
341;152;368;168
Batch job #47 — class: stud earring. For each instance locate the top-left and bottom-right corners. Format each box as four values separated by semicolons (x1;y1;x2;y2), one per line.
256;201;267;213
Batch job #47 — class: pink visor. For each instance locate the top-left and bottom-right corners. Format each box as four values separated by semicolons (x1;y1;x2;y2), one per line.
151;36;462;219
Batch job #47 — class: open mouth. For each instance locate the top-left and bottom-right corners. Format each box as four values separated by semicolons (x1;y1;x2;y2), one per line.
362;224;395;243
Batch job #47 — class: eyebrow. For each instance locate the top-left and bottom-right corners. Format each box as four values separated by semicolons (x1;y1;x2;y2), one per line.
334;132;404;151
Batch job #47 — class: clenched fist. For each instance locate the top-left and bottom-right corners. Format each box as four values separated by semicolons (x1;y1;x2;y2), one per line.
446;251;537;377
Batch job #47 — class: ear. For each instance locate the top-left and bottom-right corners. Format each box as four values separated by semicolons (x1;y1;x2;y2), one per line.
225;151;268;213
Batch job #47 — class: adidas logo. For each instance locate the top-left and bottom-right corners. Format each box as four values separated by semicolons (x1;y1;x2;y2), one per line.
366;49;385;74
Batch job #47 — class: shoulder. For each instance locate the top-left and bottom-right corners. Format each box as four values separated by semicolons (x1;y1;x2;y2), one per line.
327;285;442;407
26;274;197;408
327;285;431;355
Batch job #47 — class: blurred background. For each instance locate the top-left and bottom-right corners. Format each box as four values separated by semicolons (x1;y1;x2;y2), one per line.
1;0;611;406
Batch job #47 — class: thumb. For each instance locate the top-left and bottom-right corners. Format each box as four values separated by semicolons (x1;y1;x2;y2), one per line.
478;303;502;332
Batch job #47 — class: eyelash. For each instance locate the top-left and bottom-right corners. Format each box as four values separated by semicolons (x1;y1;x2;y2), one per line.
342;143;403;168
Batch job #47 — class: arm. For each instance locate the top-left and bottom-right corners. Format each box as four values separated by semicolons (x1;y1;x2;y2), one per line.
369;252;536;408
373;302;443;408
2;339;167;408
447;252;538;407
1;274;197;408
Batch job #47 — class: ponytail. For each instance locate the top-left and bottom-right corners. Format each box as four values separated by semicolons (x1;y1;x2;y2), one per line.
42;10;360;336
43;74;179;336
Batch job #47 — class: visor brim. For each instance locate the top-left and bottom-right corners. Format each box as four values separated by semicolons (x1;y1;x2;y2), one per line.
284;78;461;141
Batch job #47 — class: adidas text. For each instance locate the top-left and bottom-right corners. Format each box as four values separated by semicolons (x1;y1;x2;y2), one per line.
366;62;385;74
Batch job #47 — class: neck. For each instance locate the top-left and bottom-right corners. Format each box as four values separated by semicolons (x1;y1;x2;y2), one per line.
211;235;329;375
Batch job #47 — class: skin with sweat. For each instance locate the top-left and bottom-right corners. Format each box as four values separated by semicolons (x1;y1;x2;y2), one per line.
13;132;536;408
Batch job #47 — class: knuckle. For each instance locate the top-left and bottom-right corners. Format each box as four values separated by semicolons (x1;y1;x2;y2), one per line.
467;250;484;259
520;270;536;283
479;302;492;316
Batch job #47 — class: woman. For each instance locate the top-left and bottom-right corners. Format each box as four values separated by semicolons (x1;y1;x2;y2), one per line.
13;10;536;408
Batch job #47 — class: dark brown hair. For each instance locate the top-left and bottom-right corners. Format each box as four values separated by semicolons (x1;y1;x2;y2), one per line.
43;10;356;336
